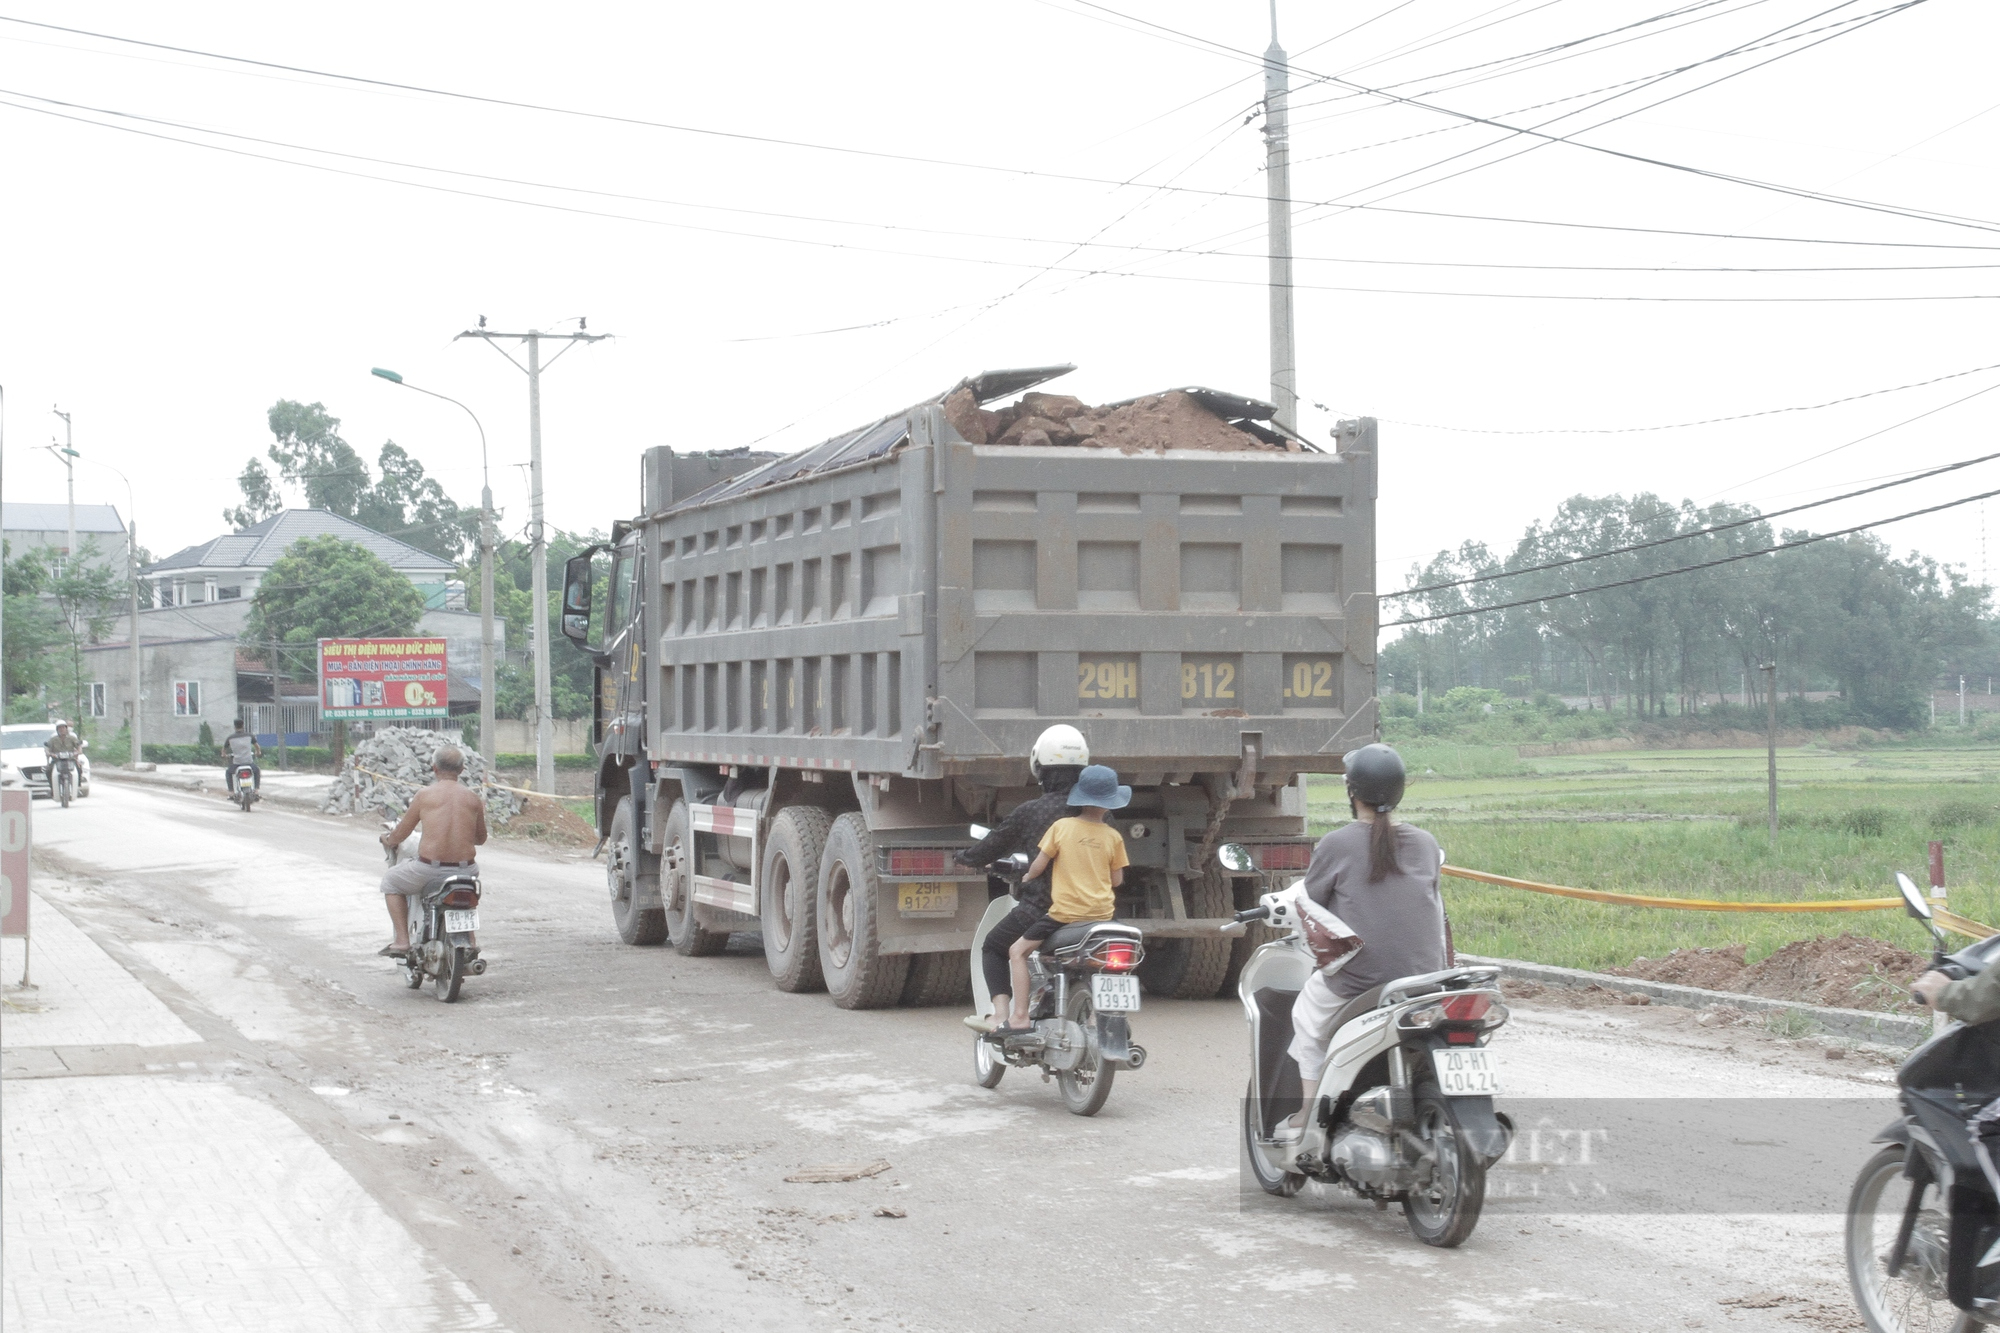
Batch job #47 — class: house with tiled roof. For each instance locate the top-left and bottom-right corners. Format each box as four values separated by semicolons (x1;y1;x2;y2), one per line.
82;510;499;746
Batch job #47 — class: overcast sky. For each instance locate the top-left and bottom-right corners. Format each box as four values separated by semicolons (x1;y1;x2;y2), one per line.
5;0;1998;599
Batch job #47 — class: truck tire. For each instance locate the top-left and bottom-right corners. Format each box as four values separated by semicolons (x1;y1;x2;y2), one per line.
608;795;667;946
661;799;730;957
761;806;830;992
900;951;972;1008
1137;863;1233;1000
815;813;909;1009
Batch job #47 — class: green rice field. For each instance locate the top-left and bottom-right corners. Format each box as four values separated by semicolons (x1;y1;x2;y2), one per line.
1302;742;2000;973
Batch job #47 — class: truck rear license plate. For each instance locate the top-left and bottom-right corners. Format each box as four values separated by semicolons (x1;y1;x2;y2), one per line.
444;910;479;934
896;884;957;918
1431;1048;1499;1095
1091;975;1141;1012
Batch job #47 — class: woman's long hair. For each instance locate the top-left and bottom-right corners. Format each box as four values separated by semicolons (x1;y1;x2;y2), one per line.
1367;806;1402;883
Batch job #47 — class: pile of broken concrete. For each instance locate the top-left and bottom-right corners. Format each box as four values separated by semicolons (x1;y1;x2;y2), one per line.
942;387;1302;455
321;726;521;825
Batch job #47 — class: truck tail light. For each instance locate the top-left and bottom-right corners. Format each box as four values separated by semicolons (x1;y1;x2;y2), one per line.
887;848;952;876
1254;844;1312;871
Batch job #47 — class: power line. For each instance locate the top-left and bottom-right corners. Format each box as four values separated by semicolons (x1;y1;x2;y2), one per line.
17;94;1996;304
1386;483;2000;626
1703;377;2000;497
1317;358;2000;436
1383;444;2000;599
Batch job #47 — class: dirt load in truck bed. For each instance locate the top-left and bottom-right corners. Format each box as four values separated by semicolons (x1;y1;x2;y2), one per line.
942;386;1301;455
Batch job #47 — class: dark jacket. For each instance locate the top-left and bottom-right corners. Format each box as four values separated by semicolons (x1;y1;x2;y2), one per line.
957;790;1074;913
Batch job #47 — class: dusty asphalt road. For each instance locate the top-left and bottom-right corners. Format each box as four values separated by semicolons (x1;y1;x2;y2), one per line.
13;779;1902;1331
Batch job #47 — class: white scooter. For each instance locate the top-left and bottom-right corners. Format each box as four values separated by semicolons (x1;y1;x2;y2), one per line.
1224;848;1513;1247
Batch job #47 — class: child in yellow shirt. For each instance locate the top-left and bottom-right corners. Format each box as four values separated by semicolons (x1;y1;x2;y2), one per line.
996;765;1130;1034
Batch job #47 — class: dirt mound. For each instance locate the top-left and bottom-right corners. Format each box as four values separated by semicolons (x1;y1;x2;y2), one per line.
942;386;1297;454
1610;934;1927;1013
496;795;597;847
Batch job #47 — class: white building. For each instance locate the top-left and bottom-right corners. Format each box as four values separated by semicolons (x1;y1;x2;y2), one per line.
84;510;499;746
2;501;130;572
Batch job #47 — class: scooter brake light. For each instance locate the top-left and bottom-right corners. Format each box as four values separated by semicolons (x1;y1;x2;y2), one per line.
1091;940;1142;972
1441;994;1492;1022
442;887;480;909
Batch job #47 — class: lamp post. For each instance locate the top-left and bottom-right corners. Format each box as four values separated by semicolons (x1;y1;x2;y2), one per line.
371;369;497;766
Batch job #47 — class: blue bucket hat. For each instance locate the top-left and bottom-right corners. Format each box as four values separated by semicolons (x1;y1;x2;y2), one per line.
1066;764;1131;811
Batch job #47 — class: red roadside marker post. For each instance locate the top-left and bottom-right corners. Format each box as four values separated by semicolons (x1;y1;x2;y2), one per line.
2;787;31;986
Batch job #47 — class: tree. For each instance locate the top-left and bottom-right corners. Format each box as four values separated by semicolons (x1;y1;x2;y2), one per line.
225;400;475;564
247;536;426;678
466;527;606;720
42;538;125;731
2;542;63;711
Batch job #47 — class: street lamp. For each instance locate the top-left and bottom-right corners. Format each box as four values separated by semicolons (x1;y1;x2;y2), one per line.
370;368;499;766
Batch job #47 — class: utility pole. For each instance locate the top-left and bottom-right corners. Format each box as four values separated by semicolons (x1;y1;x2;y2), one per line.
1959;674;1966;728
1760;661;1778;847
50;407;75;568
1263;2;1297;435
129;520;140;765
456;323;607;795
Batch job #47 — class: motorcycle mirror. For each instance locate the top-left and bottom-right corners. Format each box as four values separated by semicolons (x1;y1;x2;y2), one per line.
968;824;991;841
1896;872;1933;921
1217;843;1256;874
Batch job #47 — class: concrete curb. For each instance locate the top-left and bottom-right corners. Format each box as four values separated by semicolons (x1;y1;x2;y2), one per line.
94;766;334;815
1459;953;1934;1048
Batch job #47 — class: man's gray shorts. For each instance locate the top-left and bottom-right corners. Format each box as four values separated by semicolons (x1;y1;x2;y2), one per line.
380;858;480;899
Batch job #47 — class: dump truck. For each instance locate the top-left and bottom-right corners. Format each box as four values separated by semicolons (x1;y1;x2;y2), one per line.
559;365;1378;1008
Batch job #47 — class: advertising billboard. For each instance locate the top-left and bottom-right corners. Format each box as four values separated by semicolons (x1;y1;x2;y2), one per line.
319;637;449;720
1;788;28;938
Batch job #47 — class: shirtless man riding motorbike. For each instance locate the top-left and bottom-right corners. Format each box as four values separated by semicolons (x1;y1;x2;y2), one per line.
377;746;487;957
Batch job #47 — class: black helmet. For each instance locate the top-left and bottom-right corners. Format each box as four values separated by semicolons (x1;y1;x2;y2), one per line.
1342;743;1405;813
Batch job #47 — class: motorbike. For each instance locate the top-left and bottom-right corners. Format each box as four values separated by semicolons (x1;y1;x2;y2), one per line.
1846;872;2000;1333
1223;846;1513;1248
964;827;1148;1117
231;762;258;812
49;753;78;808
384;823;488;1003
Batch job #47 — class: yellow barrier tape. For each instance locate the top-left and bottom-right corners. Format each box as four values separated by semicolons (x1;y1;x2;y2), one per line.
1442;865;1996;939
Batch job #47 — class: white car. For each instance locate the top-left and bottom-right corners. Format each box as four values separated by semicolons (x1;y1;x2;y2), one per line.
0;724;92;799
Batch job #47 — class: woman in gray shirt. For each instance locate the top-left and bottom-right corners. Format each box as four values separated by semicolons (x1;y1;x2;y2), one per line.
1284;744;1448;1131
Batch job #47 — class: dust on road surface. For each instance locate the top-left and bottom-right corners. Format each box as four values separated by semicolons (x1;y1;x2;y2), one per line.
4;780;1892;1331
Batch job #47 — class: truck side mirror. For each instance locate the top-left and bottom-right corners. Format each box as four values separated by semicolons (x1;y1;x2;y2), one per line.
561;549;600;650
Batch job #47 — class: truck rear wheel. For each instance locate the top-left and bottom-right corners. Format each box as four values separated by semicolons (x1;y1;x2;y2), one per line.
900;951;972;1008
816;813;909;1009
661;799;730;957
761;806;830;992
608;795;667;946
1137;863;1233;1000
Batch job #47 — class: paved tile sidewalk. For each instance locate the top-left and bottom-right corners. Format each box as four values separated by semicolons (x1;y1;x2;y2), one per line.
0;893;201;1049
3;1076;505;1332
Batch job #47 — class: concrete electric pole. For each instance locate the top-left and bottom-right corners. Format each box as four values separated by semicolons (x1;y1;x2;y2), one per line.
456;323;608;796
1263;2;1297;435
1760;661;1778;846
50;407;75;567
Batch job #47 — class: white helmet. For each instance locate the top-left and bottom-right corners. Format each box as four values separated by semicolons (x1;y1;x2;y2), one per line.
1029;724;1089;779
